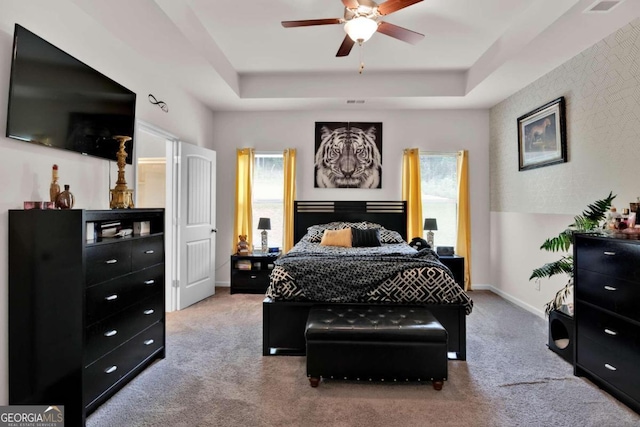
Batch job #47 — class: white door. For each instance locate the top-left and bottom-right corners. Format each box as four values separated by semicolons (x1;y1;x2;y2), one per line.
177;141;217;309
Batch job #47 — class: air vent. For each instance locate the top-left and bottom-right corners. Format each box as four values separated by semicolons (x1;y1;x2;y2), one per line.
584;0;625;13
346;100;365;104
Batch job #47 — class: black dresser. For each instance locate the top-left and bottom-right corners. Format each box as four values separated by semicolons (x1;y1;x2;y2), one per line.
9;209;165;426
574;233;640;413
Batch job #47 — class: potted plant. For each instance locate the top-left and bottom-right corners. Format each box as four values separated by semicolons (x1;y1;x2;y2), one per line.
529;192;616;316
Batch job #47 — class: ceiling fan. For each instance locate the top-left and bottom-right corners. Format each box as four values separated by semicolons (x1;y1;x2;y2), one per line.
281;0;425;57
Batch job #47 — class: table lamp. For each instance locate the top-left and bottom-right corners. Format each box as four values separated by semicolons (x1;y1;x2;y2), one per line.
423;218;438;248
258;217;271;254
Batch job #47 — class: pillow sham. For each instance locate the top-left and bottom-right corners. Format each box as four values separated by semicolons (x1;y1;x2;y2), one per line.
378;228;405;244
351;228;381;247
307;222;353;242
320;228;353;247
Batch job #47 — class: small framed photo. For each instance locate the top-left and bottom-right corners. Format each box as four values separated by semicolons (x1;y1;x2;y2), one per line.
517;97;567;171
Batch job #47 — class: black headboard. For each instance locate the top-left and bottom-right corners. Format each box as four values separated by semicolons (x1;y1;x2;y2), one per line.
294;200;407;243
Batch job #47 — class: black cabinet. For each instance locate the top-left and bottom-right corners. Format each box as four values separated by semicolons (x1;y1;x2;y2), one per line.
231;253;278;294
439;255;465;289
574;233;640;413
9;209;165;426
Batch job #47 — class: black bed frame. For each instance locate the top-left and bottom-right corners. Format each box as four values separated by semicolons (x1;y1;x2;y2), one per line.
262;200;467;360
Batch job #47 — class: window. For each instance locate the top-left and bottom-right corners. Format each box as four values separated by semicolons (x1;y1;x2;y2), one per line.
420;153;458;248
253;153;284;251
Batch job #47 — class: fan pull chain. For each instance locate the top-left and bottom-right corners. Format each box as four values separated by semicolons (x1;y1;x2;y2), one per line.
359;41;365;74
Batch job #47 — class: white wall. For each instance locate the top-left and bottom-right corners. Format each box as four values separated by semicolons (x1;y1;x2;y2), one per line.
0;0;216;404
489;19;640;317
210;109;491;287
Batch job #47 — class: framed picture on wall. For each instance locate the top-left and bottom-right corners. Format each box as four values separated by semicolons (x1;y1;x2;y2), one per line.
517;97;567;171
314;122;383;188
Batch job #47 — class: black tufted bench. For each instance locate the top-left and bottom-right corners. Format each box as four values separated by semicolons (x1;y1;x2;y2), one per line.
305;305;448;389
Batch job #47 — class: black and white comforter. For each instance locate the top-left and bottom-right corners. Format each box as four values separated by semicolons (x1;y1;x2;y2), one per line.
266;238;473;314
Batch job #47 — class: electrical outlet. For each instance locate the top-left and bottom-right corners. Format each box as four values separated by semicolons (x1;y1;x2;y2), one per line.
534;280;541;291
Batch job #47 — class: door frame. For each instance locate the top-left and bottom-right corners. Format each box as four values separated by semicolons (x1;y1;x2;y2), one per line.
135;120;179;312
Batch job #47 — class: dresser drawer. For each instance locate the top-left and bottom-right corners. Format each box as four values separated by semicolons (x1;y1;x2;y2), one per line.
84;321;164;407
577;334;640;403
132;236;164;271
85;294;164;364
86;242;132;286
575;236;640;281
576;303;640;356
576;269;640;322
86;264;164;325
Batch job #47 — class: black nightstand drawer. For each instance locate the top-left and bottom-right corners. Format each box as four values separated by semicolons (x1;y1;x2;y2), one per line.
86;242;132;286
576;269;640;323
84;321;164;407
86;264;164;325
85;294;164;364
575;236;640;281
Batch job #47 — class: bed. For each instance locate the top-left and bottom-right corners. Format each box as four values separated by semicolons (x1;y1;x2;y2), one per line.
262;200;473;360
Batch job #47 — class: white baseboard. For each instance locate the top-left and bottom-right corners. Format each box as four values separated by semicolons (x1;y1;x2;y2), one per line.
216;282;230;288
470;284;545;319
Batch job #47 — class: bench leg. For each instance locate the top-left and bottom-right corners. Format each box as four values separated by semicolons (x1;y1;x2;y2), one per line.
309;377;320;388
433;381;443;391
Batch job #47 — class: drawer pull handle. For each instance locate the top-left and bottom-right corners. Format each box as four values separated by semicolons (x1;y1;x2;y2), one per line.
603;251;616;256
105;259;118;264
604;286;617;291
604;363;617;371
104;330;117;337
105;366;117;374
604;329;618;336
144;339;155;346
143;309;155;315
144;250;155;254
144;279;155;285
105;294;118;301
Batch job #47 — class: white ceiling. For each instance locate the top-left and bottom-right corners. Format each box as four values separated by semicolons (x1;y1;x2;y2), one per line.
71;0;640;112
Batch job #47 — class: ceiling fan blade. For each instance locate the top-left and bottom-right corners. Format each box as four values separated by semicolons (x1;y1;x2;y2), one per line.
376;21;424;44
336;35;356;57
281;18;342;28
377;0;423;16
342;0;360;9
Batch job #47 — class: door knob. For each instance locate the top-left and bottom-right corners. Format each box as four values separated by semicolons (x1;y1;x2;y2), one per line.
211;229;217;233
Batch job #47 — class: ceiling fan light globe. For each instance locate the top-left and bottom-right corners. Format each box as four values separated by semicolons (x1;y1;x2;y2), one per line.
344;17;377;43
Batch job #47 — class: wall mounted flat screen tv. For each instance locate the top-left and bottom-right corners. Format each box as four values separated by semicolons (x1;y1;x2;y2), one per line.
6;24;136;164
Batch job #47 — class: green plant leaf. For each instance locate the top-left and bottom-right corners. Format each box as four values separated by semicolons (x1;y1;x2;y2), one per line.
580;191;616;223
529;256;573;281
529;192;616;311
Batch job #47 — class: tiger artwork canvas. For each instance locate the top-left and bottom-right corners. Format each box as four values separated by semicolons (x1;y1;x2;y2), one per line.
314;122;383;189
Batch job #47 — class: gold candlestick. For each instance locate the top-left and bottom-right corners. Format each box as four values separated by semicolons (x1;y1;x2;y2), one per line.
109;135;135;209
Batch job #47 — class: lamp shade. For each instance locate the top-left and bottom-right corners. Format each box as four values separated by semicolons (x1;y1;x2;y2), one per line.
258;217;271;230
344;17;378;42
423;218;438;231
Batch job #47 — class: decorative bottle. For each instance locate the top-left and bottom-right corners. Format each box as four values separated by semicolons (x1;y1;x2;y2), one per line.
49;164;60;203
56;185;75;209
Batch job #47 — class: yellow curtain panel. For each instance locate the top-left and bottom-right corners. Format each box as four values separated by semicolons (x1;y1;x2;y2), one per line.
283;148;297;253
402;148;423;240
233;148;255;254
456;150;472;291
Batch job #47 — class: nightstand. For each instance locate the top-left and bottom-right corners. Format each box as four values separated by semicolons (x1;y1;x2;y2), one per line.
438;255;465;289
230;253;278;294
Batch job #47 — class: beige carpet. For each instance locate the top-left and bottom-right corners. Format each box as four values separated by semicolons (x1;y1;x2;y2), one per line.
87;289;640;427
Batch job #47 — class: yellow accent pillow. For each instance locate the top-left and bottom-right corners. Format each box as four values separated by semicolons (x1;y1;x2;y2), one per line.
320;228;352;247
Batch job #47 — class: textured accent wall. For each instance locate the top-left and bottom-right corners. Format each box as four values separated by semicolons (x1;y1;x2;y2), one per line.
491;19;640;214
